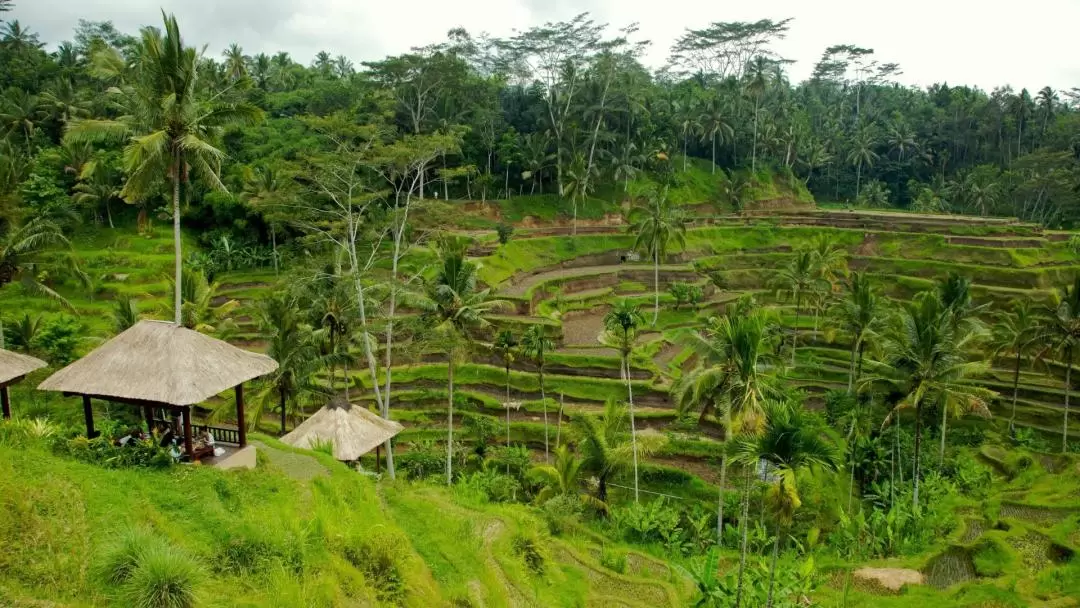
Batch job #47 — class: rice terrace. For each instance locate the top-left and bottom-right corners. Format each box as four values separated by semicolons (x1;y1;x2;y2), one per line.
1;2;1080;607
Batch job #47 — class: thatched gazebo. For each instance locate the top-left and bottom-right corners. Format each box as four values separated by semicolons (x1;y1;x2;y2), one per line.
0;348;47;419
282;397;404;462
38;320;277;459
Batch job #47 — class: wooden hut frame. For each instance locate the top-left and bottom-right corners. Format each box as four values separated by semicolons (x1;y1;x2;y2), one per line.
0;348;47;419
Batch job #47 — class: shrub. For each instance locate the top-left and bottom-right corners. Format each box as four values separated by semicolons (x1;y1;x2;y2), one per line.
973;539;1015;576
511;531;548;573
613;498;682;546
496;222;514;245
823;390;856;426
396;440;445;480
541;494;583;536
459;470;522;503
32;314;83;365
342;532;407;604
100;528;156;586
668;282;704;309
1011;427;1050;451
216;524;306;575
54;435;174;469
121;544;202;608
599;546;628;574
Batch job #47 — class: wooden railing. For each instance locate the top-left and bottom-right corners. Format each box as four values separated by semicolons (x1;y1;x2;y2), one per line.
191;424;240;446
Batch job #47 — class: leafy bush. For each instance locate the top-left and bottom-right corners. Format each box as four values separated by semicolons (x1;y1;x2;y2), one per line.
511;531;548;573
614;498;682;546
120;543;203;608
1011;427;1050;451
945;452;993;497
459;469;522;503
32;314;83;365
396;440;445;480
823;390;856;426
216;523;306;575
342;532;407;604
973;539;1015;576
100;528;156;586
496;222;514;245
599;546;628;573
668;282;704;309
54;435;174;469
541;494;583;535
488;445;533;481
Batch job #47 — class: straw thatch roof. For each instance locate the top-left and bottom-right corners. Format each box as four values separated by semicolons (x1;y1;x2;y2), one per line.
37;320;278;406
0;348;46;386
282;397;404;461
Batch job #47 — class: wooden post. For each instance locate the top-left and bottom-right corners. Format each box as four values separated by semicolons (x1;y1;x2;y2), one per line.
82;395;96;438
1;386;10;419
182;407;193;460
143;405;155;434
235;384;246;448
376;445;381;473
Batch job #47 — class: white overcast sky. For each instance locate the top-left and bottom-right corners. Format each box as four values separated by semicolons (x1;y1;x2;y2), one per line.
10;0;1080;92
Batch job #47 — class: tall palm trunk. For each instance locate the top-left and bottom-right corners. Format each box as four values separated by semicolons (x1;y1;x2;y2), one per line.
751;99;760;174
791;293;802;366
505;358;511;457
624;349;640;502
556;392;564;448
912;396;923;513
1063;347;1072;454
735;466;753;607
711;133;717;174
766;520;783;608
847;336;860;393
855;160;862;199
172;153;182;325
652;249;660;326
279;387;287;434
717;414;730;545
446;356;455;485
540;363;549;462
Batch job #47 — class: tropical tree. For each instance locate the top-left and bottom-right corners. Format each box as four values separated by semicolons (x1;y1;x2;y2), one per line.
421;237;507;484
847;125;879;199
699;97;734;173
65;12;262;325
599;299;646;501
629;186;687;325
222;43;247;80
493;329;518;454
251;294;325;434
733;401;838;608
830;272;887;393
527;445;606;511
72;165;121;228
673;306;780;544
772;248;820;365
1036;277;1080;452
167;268;239;335
0;217;84;307
521;323;554;460
991;300;1040;430
561;153;597;236
112;295;140;332
875;291;993;510
574;398;666;504
744;56;772;173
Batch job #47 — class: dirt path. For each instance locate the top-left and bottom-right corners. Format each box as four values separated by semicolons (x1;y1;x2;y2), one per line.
563;313;608;346
504;265;629;297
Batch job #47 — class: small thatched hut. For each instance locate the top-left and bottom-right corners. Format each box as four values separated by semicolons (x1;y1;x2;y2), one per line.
282;397;404;462
0;348;47;419
38;320;278;458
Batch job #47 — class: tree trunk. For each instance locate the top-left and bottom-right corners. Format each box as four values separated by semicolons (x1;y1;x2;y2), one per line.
556;392;564;448
717;444;728;546
572;195;578;237
652;249;660;326
505;165;510;199
1064;347;1072;454
540;364;549;463
791;294;801;366
271;226;279;275
940;395;949;465
172;153;183;326
735;467;752;608
443;153;449;200
446;356;455;485
751;99;760;174
913;397;923;513
847;338;859;394
105;200;114;229
625;352;640;503
506;361;511;472
856;160;862;200
711;133;717;174
279;387;287;435
682;134;688;172
766;521;783;608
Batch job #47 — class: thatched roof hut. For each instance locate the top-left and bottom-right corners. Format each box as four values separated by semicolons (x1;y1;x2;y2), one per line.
38;320;277;406
0;348;47;419
38;320;278;458
282;397;404;461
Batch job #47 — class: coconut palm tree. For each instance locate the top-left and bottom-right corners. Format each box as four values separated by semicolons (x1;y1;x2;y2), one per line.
222;43;248;80
0;88;43;152
112;296;140;332
421;237;507;484
673;306;781;545
809;236;848;334
167;268;239;336
561;153;597;236
0;217;85;308
699;97;734;174
493;329;518;454
733;401;838;608
251;294;325;434
721;171;753;213
991;300;1040;431
876;291;993;510
772;248;820;365
528;445;607;512
599;299;646;501
1036;276;1080;452
847;125;879;199
830;272;887;393
521;323;554;460
241;164;290;274
72;166;121;228
629;187;687;325
65;12;262;325
574;398;666;504
744;56;773;174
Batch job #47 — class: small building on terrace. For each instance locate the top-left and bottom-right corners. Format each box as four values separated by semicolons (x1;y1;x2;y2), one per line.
282;396;404;464
37;320;278;468
0;348;47;419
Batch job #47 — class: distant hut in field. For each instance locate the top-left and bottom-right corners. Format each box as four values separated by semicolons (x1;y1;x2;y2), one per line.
0;348;47;419
282;397;404;463
38;320;277;465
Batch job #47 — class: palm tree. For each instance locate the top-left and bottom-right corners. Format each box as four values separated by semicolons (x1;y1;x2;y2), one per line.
253;294;325;434
847;126;879;199
521;323;554;460
721;172;753;213
991;300;1040;431
677;99;701;172
744;56;772;174
112;296;140;332
699;98;734;174
830;272;887;393
810;236;848;333
0;88;44;151
72;166;121;228
629;187;688;325
528;445;607;512
241;165;289;273
222;44;247;80
600;299;646;501
493;329;518;455
733;401;838;608
66;12;262;325
422;238;507;484
167;268;239;335
673;307;780;545
0;217;84;307
1036;277;1080;452
574;398;666;504
2;313;40;353
772;249;819;365
876;292;993;510
561;153;597;236
521;132;553;195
